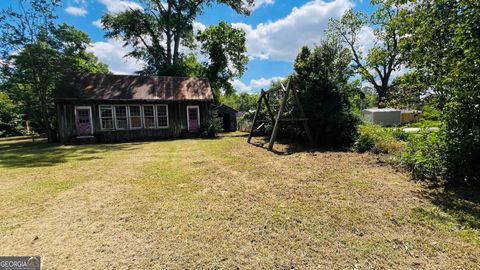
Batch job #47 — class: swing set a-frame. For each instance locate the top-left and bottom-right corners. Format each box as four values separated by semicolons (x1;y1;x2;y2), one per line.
247;77;313;151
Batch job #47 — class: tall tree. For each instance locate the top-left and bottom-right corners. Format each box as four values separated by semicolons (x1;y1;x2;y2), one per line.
293;40;359;146
102;0;253;76
0;1;108;141
398;0;480;184
328;1;402;105
385;71;426;110
197;21;248;99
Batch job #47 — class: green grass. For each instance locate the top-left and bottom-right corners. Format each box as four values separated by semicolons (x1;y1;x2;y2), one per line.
0;134;479;268
403;119;442;128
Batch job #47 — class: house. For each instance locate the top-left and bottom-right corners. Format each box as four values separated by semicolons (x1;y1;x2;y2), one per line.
362;108;402;126
214;104;238;132
54;73;213;143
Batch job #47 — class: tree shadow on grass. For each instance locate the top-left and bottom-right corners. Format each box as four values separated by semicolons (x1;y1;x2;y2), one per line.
248;136;351;156
0;140;141;169
416;182;480;232
218;132;249;138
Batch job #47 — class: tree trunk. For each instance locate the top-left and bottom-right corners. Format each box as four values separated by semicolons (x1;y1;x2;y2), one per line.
173;33;180;65
38;86;55;142
376;87;388;107
166;4;172;66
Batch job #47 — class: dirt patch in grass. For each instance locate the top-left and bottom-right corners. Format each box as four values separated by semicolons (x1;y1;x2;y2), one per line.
0;134;479;269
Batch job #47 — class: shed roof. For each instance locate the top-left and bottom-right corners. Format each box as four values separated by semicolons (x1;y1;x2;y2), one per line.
363;108;401;113
214;104;239;112
55;73;213;101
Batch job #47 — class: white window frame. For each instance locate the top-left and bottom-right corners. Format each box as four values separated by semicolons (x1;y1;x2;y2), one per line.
128;104;143;129
156;104;169;129
142;104;156;129
99;105;115;130
114;105;128;130
186;105;200;131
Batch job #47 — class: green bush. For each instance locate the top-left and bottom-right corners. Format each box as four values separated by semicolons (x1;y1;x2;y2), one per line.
202;109;223;138
294;41;360;147
442;101;480;185
401;131;445;179
354;124;406;154
0;92;24;137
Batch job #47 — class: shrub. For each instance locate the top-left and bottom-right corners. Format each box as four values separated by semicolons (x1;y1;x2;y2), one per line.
401;131;445;179
294;41;360;147
0;92;24;137
202;109;223;138
354;123;406;154
442;101;480;185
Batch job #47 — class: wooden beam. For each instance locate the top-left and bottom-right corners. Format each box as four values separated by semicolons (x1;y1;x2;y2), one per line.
263;85;282;94
268;79;291;151
291;85;314;146
247;90;265;143
262;94;275;122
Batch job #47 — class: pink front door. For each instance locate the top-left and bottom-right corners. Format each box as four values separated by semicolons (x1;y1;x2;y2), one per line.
75;107;93;136
187;106;200;131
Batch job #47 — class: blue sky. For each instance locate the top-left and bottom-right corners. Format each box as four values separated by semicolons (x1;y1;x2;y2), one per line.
1;0;376;92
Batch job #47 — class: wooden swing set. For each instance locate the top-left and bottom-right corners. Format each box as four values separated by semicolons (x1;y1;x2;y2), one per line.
247;77;313;151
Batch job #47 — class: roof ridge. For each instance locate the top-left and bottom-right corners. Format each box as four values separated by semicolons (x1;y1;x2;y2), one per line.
77;72;208;80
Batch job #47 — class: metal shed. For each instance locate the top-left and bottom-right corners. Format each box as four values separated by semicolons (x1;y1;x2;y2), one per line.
362;108;402;126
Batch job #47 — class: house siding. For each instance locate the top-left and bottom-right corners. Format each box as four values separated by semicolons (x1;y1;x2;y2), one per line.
56;100;211;143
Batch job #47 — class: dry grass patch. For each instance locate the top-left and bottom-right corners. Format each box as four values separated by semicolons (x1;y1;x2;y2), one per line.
0;134;479;269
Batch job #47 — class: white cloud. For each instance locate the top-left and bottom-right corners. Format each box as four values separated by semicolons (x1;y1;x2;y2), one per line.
233;0;353;62
65;6;88;16
87;39;144;74
357;26;376;56
193;21;207;33
98;0;142;14
92;19;103;28
252;0;275;10
231;79;252;93
232;76;284;93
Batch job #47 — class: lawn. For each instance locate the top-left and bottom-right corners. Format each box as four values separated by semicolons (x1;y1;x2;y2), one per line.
0;134;479;269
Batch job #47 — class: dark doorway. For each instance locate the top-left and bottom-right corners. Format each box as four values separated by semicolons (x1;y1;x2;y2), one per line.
220;113;231;132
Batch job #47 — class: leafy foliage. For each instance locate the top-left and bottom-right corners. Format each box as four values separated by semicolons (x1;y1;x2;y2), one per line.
293;40;360;146
219;92;258;112
328;1;403;105
0;92;24;136
202;109;223;137
354;123;406;154
102;2;250;99
197;21;249;98
386;71;427;109
398;0;480;185
401;131;445;179
0;1;108;141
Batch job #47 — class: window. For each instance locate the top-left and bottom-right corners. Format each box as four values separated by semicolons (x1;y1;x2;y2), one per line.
143;105;156;128
157;105;169;128
129;105;142;129
115;105;128;129
99;105;114;130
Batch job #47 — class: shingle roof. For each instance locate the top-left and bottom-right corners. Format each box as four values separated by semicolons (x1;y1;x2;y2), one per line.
55;73;213;101
214;104;239;112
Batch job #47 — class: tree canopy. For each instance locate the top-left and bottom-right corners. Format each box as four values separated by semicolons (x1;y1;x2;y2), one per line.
197;21;249;97
293;40;359;146
0;0;108;141
328;1;402;105
397;0;480;184
102;1;250;72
